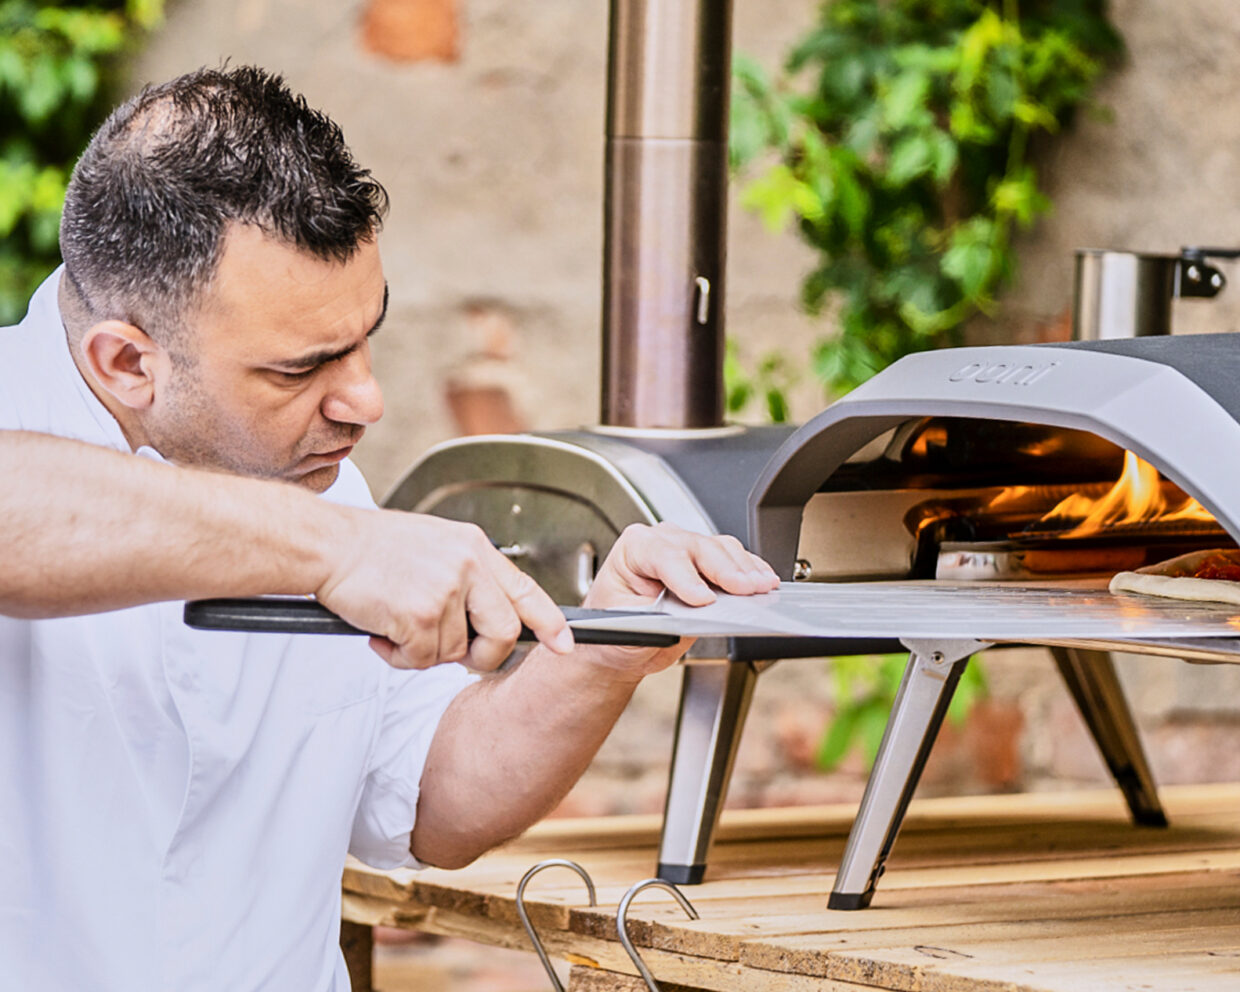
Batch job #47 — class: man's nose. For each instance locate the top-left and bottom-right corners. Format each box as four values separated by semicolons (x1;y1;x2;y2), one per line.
321;346;384;426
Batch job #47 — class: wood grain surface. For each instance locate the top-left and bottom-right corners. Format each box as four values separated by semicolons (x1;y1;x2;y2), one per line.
343;783;1240;991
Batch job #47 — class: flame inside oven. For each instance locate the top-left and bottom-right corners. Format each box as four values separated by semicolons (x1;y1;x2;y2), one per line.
1033;451;1213;537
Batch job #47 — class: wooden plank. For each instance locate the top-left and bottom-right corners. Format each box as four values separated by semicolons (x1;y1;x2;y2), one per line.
944;952;1240;992
567;963;707;992
346;891;882;992
377;782;1240;858
345;792;1240;893
343;785;1240;992
738;905;1240;982
629;875;1240;962
344;815;1240;915
821;941;1240;992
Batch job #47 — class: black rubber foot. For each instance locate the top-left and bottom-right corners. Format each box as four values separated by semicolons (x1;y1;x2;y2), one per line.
828;890;874;911
657;862;706;885
1133;809;1170;828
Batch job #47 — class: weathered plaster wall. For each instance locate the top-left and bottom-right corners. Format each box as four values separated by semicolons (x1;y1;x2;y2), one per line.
994;0;1240;343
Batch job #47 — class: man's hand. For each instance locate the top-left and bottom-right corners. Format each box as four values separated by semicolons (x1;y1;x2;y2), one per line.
410;521;781;868
577;522;780;679
316;510;574;671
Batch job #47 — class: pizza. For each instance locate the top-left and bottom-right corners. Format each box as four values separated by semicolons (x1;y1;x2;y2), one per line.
1109;548;1240;605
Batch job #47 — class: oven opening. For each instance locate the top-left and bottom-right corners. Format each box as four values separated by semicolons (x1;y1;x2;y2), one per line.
795;416;1236;583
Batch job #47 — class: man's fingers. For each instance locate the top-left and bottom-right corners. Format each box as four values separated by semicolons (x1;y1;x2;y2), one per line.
464;632;517;673
436;588;471;665
615;524;780;606
459;567;528;671
368;625;438;670
625;539;716;606
488;553;574;654
690;535;780;595
368;635;397;666
715;534;780;584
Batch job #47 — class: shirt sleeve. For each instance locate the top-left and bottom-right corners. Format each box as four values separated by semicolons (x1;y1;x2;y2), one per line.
347;661;477;869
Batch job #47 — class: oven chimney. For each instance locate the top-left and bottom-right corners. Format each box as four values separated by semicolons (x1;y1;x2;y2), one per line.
600;0;733;429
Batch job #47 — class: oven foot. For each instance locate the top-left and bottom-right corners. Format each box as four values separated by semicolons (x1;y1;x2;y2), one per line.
656;660;758;885
829;639;986;910
1051;646;1167;828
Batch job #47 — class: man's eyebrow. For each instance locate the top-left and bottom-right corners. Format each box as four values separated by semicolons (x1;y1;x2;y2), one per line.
274;283;389;371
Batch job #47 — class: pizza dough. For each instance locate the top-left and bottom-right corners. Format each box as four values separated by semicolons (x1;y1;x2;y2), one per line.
1110;548;1240;606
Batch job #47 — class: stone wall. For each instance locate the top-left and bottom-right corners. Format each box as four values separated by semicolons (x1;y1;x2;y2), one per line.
130;0;1240;813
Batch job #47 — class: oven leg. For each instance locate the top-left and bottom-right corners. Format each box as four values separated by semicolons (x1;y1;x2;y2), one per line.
828;639;986;910
656;660;758;884
1050;646;1167;827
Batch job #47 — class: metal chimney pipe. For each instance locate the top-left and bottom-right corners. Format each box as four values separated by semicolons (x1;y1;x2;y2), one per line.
600;0;733;428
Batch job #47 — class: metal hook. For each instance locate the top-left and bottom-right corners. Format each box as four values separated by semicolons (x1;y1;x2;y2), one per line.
515;859;598;992
616;878;700;992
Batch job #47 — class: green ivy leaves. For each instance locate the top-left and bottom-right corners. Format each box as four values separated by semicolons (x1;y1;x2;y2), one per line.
816;652;989;771
728;0;1122;401
0;0;164;325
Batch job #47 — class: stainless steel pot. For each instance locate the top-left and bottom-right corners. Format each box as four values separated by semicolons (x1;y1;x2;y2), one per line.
1073;247;1236;340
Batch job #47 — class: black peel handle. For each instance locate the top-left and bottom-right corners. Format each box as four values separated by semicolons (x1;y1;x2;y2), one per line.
182;597;680;648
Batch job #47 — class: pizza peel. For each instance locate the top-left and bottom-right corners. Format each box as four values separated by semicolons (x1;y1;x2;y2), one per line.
185;581;1240;662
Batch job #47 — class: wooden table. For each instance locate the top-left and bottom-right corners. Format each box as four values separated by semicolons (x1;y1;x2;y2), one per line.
341;783;1240;991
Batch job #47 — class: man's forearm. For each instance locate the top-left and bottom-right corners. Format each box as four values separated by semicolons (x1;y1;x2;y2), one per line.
0;430;341;616
410;646;655;868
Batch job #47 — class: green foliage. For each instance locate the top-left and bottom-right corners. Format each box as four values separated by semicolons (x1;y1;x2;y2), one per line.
724;339;798;423
0;0;163;325
730;0;1122;399
817;652;989;771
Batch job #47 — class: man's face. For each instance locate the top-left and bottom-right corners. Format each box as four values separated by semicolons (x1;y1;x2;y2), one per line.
144;225;387;493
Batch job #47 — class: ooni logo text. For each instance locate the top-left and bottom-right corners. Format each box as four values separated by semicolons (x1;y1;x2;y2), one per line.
948;360;1057;386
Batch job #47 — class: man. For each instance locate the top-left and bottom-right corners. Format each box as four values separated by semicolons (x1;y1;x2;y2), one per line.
0;66;779;990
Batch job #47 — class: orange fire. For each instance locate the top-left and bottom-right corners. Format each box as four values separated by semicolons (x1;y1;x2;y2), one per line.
1039;451;1213;536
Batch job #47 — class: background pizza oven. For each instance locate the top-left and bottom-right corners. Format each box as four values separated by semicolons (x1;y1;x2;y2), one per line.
382;0;1240;895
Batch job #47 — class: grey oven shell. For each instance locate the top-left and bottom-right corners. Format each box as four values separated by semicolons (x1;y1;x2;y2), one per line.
752;336;1240;574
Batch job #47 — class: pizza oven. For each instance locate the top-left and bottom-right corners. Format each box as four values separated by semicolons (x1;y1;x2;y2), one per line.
747;333;1240;907
387;330;1240;907
378;0;1240;902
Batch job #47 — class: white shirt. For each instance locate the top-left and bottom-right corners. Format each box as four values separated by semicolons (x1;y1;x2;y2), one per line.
0;271;475;990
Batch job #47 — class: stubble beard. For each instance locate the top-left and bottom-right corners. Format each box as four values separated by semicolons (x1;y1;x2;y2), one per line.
146;358;350;491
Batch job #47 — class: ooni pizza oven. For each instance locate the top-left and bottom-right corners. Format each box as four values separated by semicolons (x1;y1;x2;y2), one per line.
748;333;1240;908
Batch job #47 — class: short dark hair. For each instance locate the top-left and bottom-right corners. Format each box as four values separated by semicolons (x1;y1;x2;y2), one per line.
59;65;389;340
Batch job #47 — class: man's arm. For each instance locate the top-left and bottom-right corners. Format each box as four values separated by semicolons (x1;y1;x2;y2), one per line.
411;523;780;868
0;430;571;668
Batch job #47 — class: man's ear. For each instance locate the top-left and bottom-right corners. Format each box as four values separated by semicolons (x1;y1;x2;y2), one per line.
79;320;163;411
